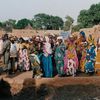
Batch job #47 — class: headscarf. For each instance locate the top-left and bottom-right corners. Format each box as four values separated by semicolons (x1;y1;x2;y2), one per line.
80;31;86;38
88;34;95;45
43;36;52;56
57;36;63;40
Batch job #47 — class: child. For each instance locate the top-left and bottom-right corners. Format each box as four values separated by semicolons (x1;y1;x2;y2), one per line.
29;53;42;78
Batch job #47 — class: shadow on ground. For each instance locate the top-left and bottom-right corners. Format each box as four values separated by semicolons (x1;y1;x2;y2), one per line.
1;78;100;100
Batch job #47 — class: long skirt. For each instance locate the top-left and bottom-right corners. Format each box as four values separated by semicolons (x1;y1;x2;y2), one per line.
85;61;94;73
64;49;79;74
41;54;53;77
18;49;30;71
56;60;64;76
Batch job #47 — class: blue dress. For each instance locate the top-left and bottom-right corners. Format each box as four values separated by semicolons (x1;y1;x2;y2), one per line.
85;60;94;73
41;54;53;77
85;45;96;73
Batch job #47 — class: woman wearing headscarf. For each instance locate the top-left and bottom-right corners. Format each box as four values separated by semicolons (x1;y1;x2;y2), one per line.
18;38;30;71
85;43;96;74
55;36;66;77
64;35;78;76
76;31;88;72
41;36;53;77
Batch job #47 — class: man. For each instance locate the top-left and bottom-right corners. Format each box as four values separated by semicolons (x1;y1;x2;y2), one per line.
2;34;11;73
9;37;17;74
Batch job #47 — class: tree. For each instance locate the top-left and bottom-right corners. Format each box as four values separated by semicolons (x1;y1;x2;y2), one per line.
0;22;2;29
8;19;16;29
32;13;49;30
2;21;13;32
32;13;64;30
78;3;100;28
1;19;16;32
50;16;64;30
16;18;32;29
64;16;74;31
72;24;82;32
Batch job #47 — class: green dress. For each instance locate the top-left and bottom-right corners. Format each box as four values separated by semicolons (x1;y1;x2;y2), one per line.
55;43;66;76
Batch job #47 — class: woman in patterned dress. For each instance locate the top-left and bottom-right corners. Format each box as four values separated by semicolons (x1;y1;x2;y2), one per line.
64;35;78;76
41;36;53;77
76;31;87;72
18;38;30;71
55;36;66;77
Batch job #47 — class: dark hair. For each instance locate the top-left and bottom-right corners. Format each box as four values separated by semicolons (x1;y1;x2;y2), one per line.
3;34;8;40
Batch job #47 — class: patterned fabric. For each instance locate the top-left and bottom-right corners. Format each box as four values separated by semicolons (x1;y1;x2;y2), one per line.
29;54;42;78
88;45;96;61
64;40;78;74
76;36;87;72
41;41;53;77
85;52;95;73
43;42;52;56
80;48;87;72
18;49;30;71
85;60;94;73
55;43;66;75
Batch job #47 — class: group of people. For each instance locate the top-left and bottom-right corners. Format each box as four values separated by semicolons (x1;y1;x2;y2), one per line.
0;31;97;78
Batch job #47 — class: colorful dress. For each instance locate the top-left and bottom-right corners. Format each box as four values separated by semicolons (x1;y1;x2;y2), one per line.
41;41;53;77
85;46;96;73
30;53;42;78
80;46;87;72
85;60;94;73
18;47;30;71
55;43;66;76
76;37;87;72
64;40;78;75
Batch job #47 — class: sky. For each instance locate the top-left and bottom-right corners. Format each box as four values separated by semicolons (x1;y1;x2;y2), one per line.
0;0;100;22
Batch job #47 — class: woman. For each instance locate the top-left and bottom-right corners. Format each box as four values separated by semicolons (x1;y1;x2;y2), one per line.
64;35;78;76
85;43;96;73
76;31;87;72
18;38;30;71
41;36;53;77
55;36;66;77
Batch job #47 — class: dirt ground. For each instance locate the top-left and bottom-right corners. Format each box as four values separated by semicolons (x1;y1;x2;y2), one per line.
1;71;100;100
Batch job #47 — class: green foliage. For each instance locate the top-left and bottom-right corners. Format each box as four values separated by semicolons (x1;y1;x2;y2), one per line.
72;24;82;32
0;14;63;30
16;18;32;29
64;15;74;31
0;22;2;28
78;3;100;28
8;19;16;29
2;21;13;32
32;13;64;30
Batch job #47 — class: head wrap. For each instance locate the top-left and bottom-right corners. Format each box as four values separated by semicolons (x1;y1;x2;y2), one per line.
80;31;86;38
57;36;63;40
